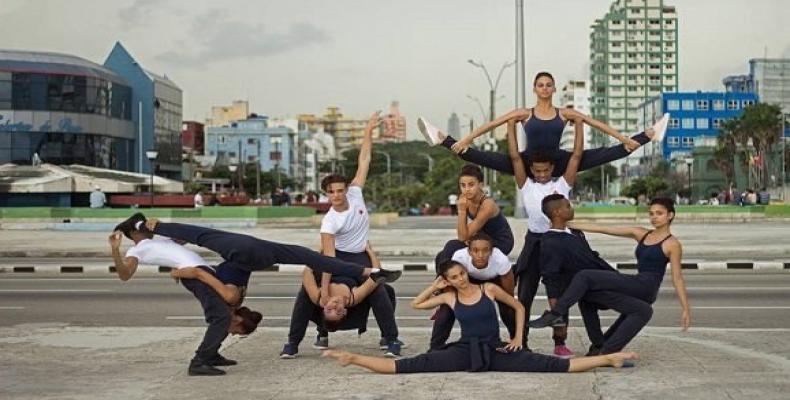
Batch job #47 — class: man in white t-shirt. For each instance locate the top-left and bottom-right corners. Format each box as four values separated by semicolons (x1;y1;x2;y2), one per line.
313;111;403;355
506;117;583;357
108;213;254;377
448;193;458;215
430;232;516;350
194;191;204;208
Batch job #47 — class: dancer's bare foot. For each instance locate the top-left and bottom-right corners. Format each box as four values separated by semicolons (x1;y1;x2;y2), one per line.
605;351;639;368
322;349;353;367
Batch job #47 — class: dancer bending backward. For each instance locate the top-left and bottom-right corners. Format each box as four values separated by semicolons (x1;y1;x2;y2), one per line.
431;232;516;350
417;71;668;178
323;260;638;374
530;198;691;353
507;116;583;357
280;243;400;358
317;111;405;356
109;213;262;376
455;164;515;255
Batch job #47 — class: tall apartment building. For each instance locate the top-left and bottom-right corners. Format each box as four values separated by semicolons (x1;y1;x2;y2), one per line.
590;0;678;139
558;80;592;150
380;101;407;143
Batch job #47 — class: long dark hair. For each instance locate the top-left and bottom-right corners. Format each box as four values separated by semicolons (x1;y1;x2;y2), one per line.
459;164;484;182
437;260;464;278
533;71;555;86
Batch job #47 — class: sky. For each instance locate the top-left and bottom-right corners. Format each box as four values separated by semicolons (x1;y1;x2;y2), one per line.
2;0;789;139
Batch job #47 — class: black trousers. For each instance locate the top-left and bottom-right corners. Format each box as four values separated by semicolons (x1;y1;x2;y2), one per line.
153;223;366;277
181;279;231;364
396;341;569;373
514;231;567;345
555;269;660;315
287;284;398;345
441;132;650;178
577;290;654;354
430;240;516;350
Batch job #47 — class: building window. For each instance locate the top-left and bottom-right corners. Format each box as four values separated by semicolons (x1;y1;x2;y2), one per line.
667;100;680;110
664;86;674;92
682;137;694;147
612;42;622;47
669;118;680;128
613;19;622;25
668;137;680;147
681;100;695;110
696;118;709;129
681;118;694;129
247;138;256;144
696;100;709;110
712;118;724;128
713;99;725;110
742;99;755;108
727;100;739;110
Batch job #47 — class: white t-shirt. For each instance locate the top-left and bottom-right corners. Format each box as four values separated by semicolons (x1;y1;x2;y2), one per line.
194;193;204;208
125;238;210;269
451;247;512;281
519;176;572;234
448;194;458;206
320;185;369;253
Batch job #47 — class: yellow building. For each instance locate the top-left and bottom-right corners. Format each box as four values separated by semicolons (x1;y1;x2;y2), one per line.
206;100;249;127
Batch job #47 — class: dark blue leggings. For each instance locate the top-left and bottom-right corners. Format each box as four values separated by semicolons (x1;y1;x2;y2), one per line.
441;132;650;177
395;342;569;373
153;222;366;278
578;290;654;354
554;269;660;315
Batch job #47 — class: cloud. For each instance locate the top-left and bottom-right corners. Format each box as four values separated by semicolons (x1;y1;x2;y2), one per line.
155;10;330;67
117;0;160;30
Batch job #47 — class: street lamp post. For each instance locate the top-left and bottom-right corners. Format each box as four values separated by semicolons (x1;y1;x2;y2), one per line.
375;150;391;175
145;150;158;208
419;153;434;172
228;164;238;192
685;158;693;203
467;59;515;125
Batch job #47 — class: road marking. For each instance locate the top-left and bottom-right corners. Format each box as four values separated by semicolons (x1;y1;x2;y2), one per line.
0;306;24;310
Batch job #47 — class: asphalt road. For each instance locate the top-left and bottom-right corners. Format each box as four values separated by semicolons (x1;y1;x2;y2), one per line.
2;271;788;332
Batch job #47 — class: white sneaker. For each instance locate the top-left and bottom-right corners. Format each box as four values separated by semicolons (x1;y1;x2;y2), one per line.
650;113;669;143
417;117;442;146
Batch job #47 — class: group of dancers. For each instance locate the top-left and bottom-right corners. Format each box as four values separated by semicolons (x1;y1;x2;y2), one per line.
108;71;690;376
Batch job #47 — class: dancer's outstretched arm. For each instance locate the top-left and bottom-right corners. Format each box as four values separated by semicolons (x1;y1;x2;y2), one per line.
451;108;530;154
667;240;691;331
302;267;322;304
349;111;380;188
561;108;639;151
507;119;528;189
567;223;647;241
563;116;585;187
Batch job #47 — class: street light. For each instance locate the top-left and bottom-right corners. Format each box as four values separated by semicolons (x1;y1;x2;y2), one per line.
467;59;515;124
145;150;158;207
374;150;391;175
419;153;434;172
685;157;693;203
228;164;238;192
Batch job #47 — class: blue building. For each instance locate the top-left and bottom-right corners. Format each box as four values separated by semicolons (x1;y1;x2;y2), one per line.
0;49;135;169
636;91;759;160
104;42;182;179
205;116;298;177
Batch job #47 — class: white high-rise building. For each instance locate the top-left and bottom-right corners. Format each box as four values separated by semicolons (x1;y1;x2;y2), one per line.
559;80;592;150
590;0;678;140
447;112;461;138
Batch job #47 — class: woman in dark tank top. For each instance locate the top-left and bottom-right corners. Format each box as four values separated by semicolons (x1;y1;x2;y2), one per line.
323;260;639;374
455;164;514;255
549;197;691;330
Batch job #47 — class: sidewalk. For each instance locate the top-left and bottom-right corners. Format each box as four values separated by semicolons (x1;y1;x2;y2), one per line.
1;325;788;399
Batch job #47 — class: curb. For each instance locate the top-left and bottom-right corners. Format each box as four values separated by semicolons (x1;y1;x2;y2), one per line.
1;261;788;275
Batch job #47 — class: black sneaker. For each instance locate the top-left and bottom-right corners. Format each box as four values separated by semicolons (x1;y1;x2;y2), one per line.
188;362;226;376
379;337;408;350
383;341;401;357
369;268;402;283
528;310;567;328
113;212;147;238
279;343;298;359
208;354;237;366
312;335;329;350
